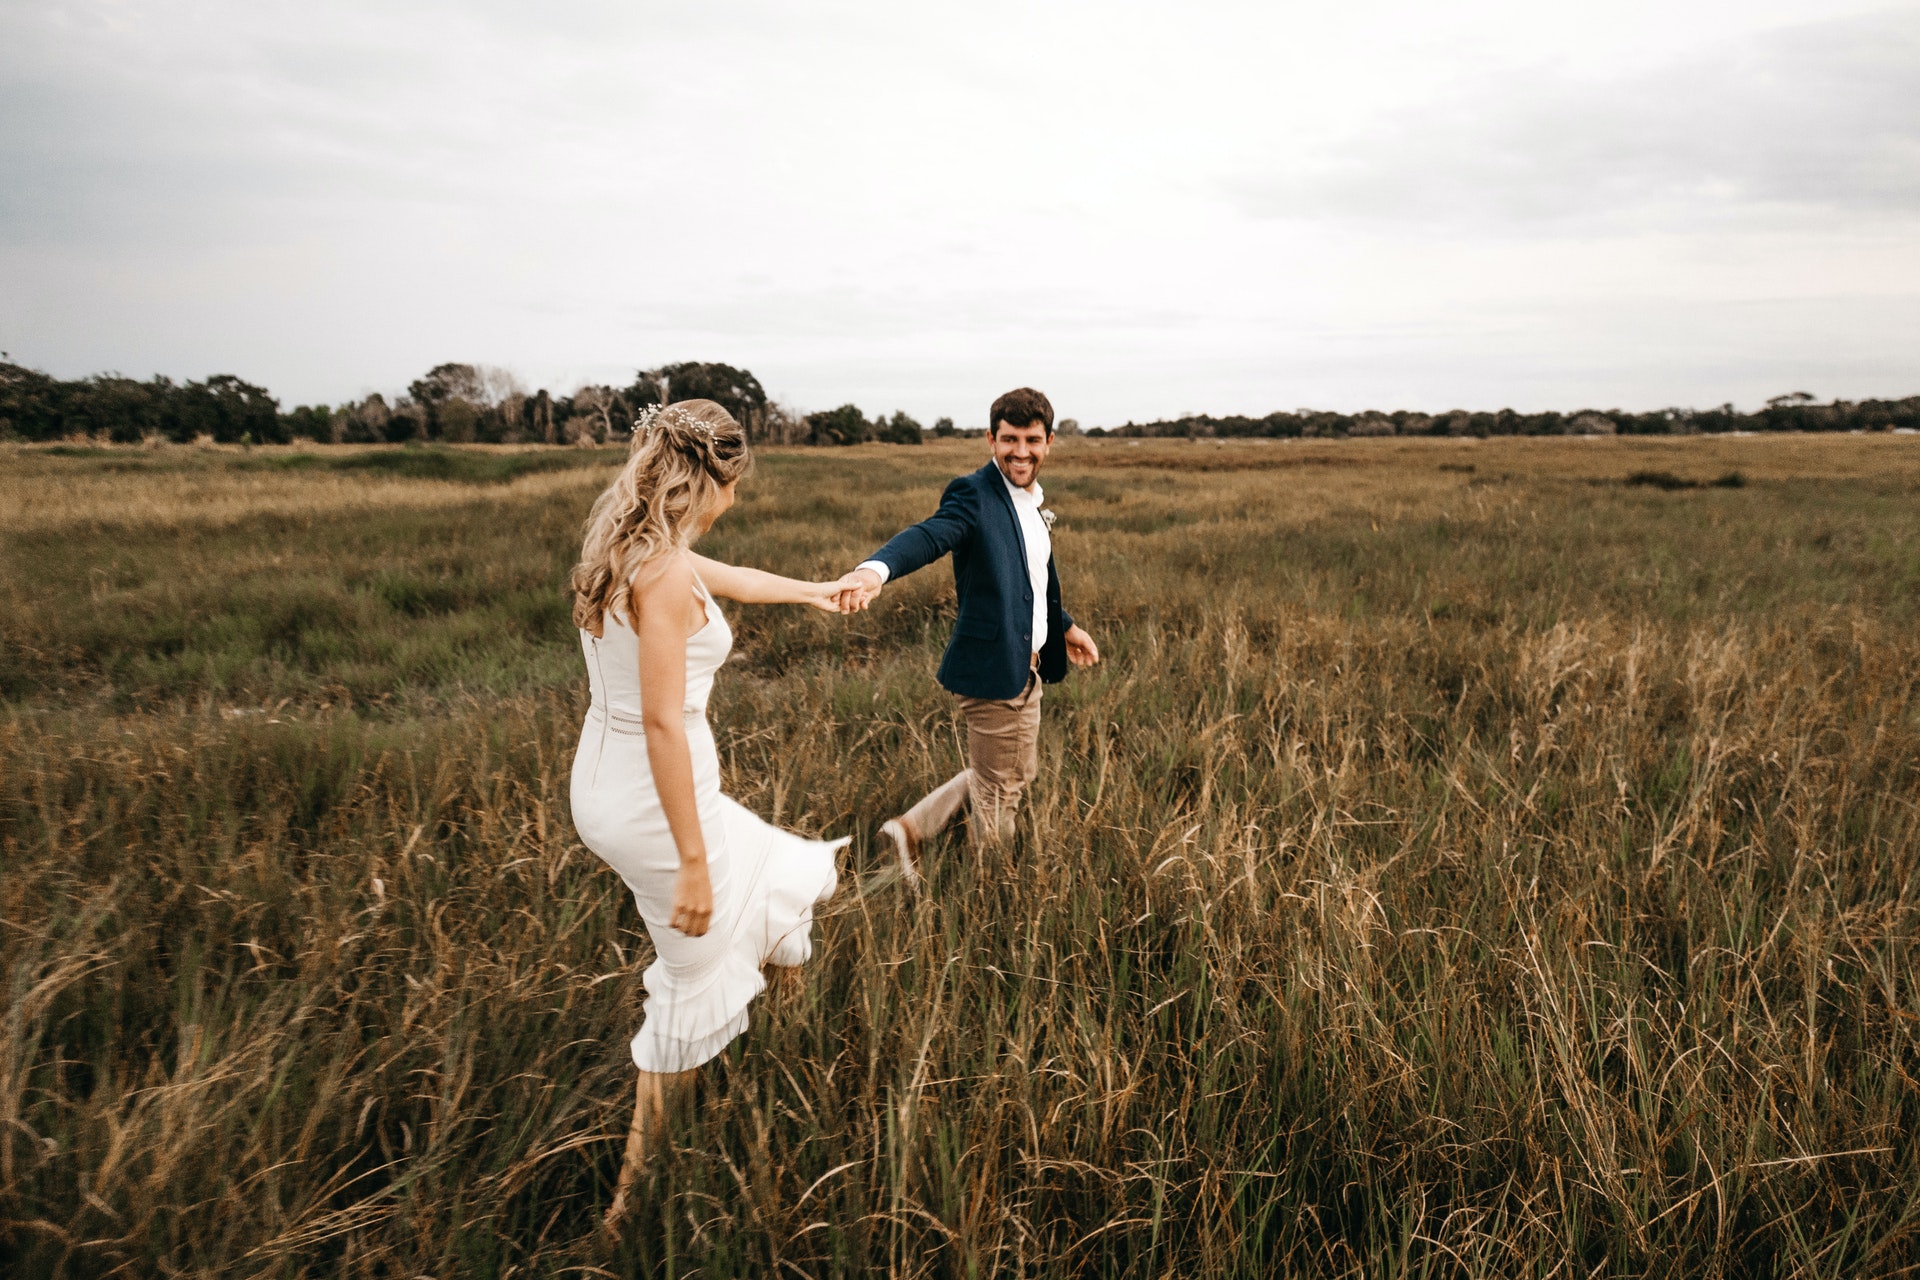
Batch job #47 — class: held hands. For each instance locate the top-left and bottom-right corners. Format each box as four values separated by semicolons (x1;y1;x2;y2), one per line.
798;572;878;613
832;567;884;614
669;859;713;937
801;577;851;613
1065;623;1100;666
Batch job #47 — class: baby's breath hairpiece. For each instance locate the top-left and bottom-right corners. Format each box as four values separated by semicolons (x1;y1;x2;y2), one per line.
632;403;715;440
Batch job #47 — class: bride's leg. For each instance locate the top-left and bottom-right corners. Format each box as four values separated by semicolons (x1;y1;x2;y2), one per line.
605;1068;695;1229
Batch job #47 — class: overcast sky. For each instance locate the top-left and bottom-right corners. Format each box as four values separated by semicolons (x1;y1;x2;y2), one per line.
3;1;1917;425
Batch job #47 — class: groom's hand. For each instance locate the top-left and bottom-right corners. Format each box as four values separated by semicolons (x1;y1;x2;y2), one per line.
1064;624;1100;666
834;568;884;613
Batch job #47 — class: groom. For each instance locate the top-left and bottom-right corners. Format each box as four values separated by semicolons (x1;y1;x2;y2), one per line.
836;387;1099;882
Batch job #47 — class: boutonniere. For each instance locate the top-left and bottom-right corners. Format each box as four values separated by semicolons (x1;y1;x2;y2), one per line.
1040;507;1058;530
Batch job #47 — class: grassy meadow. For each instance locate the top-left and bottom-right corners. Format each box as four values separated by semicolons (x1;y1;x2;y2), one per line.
3;434;1918;1278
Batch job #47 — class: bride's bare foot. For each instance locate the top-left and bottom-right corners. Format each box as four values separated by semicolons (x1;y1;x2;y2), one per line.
604;1070;678;1232
602;1122;646;1232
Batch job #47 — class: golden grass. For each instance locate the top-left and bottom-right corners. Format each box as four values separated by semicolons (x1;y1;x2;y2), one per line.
2;436;1917;1277
0;442;621;536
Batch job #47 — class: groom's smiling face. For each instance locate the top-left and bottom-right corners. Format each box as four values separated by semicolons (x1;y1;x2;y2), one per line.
991;420;1051;490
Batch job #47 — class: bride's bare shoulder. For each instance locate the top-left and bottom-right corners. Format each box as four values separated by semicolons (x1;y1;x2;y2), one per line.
622;552;698;614
629;551;693;601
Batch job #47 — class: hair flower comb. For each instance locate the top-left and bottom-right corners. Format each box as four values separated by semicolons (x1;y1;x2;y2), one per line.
632;403;714;439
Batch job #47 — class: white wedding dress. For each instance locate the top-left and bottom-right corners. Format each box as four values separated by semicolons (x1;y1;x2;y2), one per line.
570;573;845;1073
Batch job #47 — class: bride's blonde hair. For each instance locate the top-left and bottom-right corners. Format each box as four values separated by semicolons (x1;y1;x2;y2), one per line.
570;399;751;633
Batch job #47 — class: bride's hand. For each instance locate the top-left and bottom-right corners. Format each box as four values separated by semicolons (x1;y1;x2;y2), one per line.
832;568;883;614
819;572;874;613
669;860;713;936
803;578;852;613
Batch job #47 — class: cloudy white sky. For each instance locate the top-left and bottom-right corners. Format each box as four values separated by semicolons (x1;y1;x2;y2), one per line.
2;1;1917;425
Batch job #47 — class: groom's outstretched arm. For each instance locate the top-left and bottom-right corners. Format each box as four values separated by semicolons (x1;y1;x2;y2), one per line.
838;477;978;610
871;476;978;579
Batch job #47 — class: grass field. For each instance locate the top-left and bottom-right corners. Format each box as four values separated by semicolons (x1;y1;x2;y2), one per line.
3;435;1918;1278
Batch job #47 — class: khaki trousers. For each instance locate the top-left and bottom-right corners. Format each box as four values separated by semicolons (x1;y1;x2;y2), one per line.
901;667;1043;845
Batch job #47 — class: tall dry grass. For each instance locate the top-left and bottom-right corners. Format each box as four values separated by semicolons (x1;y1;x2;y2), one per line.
2;437;1917;1277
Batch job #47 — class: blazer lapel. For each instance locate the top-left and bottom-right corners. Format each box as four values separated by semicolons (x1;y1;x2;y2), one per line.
981;462;1031;584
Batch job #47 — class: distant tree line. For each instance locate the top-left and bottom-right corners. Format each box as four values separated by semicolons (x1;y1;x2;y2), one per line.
6;358;1916;446
799;405;952;446
1091;392;1920;439
0;359;867;446
0;367;286;445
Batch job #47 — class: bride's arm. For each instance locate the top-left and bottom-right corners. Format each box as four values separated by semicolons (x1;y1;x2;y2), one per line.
632;555;713;937
690;552;849;612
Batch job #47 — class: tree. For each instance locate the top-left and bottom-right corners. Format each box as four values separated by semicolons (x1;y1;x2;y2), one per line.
764;403;807;445
469;366;528;443
932;416;955;438
1055;417;1080;437
490;391;527;443
805;404;871;446
1761;391;1819;432
65;375;173;443
438;398;479;443
880;410;923;445
407;363;489;440
571;385;626;443
530;390;556;444
0;362;62;440
389;399;428;442
173;375;281;443
409;363;486;408
339;393;394;443
627;362;769;438
283;404;335;441
621;370;666;417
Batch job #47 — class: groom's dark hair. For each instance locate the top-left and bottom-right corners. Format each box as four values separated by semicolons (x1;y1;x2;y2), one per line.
990;387;1054;437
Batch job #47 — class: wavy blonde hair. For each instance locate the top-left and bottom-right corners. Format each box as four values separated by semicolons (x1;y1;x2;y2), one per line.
569;399;751;634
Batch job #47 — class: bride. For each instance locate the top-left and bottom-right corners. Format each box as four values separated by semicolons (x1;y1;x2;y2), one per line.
568;399;854;1226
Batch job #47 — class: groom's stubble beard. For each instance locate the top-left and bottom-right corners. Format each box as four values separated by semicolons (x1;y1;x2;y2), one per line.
997;457;1040;488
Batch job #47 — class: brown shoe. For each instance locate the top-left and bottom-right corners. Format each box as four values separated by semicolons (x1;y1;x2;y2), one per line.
880;818;921;890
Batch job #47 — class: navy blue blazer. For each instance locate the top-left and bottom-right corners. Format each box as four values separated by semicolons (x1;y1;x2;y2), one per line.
867;462;1076;701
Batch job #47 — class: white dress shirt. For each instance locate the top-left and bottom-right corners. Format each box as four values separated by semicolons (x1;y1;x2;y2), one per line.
857;467;1051;652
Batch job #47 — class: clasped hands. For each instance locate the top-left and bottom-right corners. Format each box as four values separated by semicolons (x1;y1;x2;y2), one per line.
830;567;885;614
799;569;884;613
